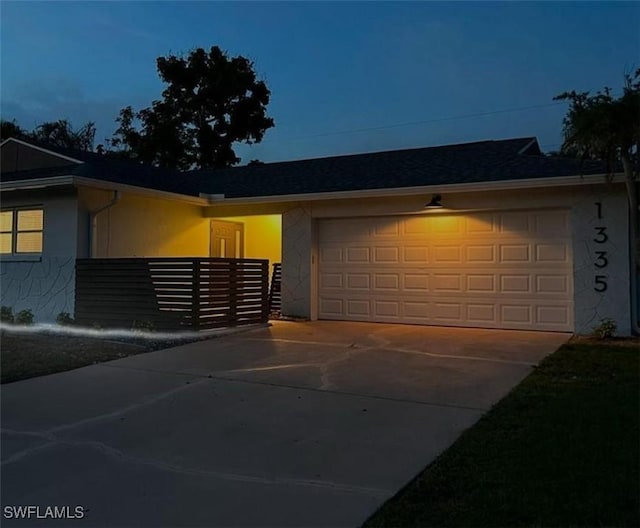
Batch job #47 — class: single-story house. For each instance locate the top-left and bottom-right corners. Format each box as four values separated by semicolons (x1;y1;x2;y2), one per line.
0;135;635;335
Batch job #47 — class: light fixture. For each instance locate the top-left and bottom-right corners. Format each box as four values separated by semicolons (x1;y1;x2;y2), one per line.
425;194;443;208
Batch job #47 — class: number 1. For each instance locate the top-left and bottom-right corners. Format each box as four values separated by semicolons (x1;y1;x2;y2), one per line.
595;202;603;219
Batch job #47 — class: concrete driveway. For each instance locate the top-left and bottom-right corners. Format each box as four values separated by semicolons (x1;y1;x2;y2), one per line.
1;321;568;527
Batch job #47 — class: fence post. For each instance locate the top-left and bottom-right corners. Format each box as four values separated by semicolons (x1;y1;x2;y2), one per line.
229;259;238;327
262;261;269;323
193;259;200;330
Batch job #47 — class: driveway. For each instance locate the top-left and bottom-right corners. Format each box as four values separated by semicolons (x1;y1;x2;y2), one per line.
1;321;568;527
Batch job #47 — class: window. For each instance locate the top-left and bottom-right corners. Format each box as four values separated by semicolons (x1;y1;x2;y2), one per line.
0;208;44;254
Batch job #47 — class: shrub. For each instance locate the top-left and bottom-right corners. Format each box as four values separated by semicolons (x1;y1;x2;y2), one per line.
56;311;74;326
15;309;34;326
0;306;14;323
592;317;617;339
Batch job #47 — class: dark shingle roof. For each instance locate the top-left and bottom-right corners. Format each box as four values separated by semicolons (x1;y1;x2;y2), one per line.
188;137;609;198
1;139;195;196
1;137;610;199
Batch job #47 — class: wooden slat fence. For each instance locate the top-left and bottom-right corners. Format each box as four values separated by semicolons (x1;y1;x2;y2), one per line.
75;258;269;331
268;262;282;315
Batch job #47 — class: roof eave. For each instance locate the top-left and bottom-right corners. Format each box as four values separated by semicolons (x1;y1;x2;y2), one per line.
0;176;210;205
0;175;76;191
206;172;624;205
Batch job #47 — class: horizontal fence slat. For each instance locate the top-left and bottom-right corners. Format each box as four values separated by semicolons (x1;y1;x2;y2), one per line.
75;257;269;331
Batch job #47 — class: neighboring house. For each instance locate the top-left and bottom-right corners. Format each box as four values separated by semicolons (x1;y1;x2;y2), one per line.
0;136;634;335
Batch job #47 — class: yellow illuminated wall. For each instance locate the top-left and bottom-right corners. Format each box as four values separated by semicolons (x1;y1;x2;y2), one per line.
217;215;282;267
77;187;210;257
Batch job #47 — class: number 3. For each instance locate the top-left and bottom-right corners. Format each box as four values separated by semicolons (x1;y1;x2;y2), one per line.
593;227;608;244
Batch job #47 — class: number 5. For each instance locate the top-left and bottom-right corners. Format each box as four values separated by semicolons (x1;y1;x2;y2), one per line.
594;275;608;292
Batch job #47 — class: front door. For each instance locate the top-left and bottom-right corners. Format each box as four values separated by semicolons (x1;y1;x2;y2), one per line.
211;220;244;258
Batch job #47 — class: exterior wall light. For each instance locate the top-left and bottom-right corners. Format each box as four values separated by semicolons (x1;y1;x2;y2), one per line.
425;194;443;208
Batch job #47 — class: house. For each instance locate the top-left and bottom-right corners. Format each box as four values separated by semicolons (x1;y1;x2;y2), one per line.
0;136;635;335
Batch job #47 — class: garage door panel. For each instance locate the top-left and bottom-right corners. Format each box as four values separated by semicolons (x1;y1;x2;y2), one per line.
404;273;429;291
346;273;370;290
320;272;343;289
467;303;497;323
536;243;569;263
500;211;532;234
537;305;569;326
320;247;343;264
500;244;532;263
536;211;570;236
347;300;370;317
433;245;462;263
466;213;497;234
467;245;497;263
536;275;569;294
374;273;400;290
318;211;573;331
374;246;399;263
467;274;496;293
403;246;429;263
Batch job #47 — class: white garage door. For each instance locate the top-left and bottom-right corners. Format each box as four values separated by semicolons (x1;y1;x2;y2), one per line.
318;209;573;331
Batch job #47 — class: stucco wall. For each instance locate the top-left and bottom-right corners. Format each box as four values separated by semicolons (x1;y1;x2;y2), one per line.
570;187;630;335
281;205;314;318
77;187;210;258
0;189;78;322
278;184;632;335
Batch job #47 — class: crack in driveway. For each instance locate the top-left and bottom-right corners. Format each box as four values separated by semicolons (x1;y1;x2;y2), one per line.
1;427;391;498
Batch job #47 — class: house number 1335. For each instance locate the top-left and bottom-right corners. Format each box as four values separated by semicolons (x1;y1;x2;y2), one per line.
593;202;608;292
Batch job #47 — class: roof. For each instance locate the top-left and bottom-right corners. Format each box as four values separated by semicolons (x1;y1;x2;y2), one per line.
0;138;193;196
188;137;610;198
1;136;611;199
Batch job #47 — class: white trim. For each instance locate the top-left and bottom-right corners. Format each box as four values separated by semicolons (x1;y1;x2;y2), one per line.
205;173;624;205
0;176;75;191
0;137;84;164
0;170;625;208
517;138;538;154
72;177;210;206
0;175;209;205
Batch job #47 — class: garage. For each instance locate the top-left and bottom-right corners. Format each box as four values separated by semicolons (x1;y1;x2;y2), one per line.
318;209;574;331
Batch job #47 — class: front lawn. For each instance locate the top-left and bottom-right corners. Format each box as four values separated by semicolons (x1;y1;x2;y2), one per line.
0;328;207;384
365;340;640;527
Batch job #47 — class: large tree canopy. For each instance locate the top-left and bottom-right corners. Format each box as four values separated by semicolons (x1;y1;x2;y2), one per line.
1;118;96;152
554;70;639;181
108;46;274;170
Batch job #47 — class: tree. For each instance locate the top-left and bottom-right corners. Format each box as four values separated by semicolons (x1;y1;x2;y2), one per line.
0;119;30;142
0;118;96;151
554;70;639;241
108;46;274;170
32;119;96;151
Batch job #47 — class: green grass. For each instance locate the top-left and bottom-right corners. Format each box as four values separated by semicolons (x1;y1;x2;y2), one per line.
0;331;153;384
365;342;640;527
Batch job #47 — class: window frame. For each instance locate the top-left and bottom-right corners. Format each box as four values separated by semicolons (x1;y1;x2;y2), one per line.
0;207;45;256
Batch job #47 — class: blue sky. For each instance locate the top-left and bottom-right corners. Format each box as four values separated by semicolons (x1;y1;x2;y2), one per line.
1;1;638;163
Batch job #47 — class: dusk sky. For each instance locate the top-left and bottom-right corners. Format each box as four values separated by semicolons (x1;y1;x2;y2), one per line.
1;1;638;164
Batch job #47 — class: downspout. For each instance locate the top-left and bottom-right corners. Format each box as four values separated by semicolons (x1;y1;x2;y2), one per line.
89;191;121;258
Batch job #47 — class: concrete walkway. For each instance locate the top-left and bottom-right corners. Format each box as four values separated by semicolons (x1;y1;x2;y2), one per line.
1;321;568;527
